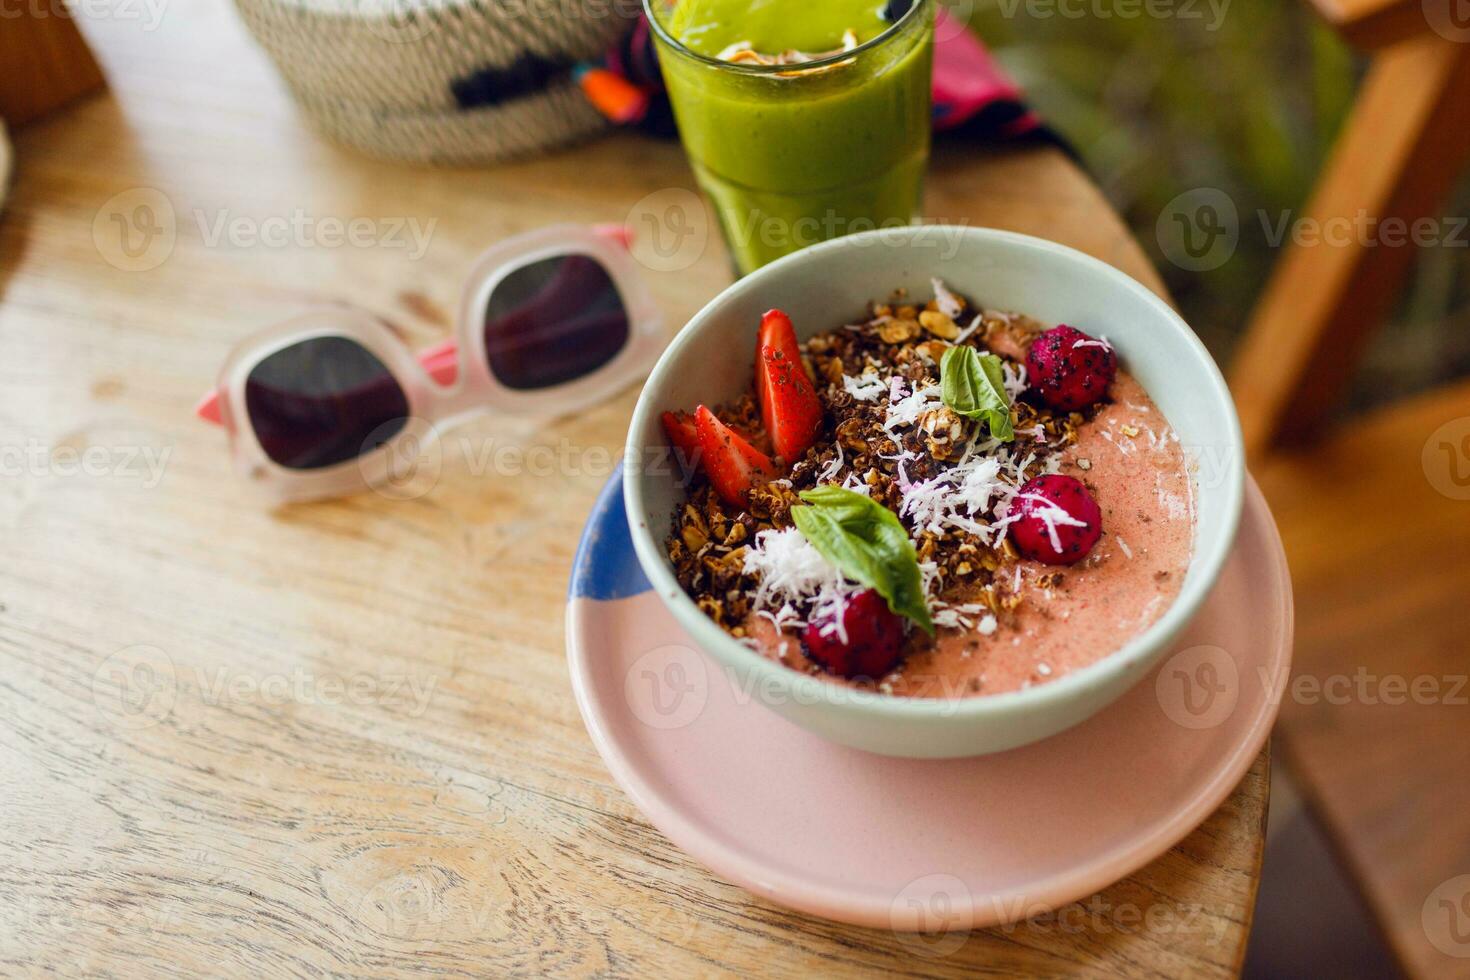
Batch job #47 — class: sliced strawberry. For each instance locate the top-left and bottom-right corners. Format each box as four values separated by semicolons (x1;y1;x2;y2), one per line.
695;404;778;507
755;309;823;462
660;410;701;461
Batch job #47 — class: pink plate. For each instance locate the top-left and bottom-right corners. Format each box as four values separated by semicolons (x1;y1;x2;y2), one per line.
566;471;1292;930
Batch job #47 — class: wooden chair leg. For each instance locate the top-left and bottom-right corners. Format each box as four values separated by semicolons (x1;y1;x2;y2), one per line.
1230;34;1470;461
0;8;105;127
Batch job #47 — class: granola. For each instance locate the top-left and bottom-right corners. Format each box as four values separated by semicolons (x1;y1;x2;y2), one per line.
664;284;1098;645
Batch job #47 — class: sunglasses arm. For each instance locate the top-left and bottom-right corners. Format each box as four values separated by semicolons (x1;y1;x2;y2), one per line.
194;223;635;425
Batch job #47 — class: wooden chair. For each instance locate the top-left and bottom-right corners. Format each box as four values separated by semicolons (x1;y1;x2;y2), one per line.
0;8;105;126
1233;2;1470;976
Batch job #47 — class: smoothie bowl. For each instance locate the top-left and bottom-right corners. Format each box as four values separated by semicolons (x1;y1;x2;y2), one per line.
624;227;1243;757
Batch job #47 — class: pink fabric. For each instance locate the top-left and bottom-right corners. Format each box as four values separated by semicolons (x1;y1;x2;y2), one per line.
931;8;1020;130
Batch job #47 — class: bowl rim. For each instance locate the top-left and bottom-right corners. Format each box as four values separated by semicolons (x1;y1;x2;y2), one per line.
624;225;1245;722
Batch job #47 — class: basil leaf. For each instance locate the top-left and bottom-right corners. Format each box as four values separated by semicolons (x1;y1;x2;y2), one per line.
940;345;1014;442
790;485;934;634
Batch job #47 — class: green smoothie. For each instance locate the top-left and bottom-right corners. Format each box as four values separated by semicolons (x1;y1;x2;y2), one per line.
648;0;934;275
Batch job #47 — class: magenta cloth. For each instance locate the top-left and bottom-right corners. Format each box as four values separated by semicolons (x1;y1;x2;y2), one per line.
607;9;1052;144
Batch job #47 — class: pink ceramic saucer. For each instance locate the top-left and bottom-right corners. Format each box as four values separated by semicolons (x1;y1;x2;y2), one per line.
566;471;1292;930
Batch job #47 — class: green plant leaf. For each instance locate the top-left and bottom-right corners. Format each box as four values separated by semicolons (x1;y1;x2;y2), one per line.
790;486;934;634
940;345;1014;442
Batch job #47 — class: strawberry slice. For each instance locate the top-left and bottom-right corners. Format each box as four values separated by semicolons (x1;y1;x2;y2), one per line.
660;410;701;462
755;309;823;462
695;404;778;507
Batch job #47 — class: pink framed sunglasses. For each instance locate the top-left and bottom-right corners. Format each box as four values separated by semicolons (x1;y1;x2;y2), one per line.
196;224;662;501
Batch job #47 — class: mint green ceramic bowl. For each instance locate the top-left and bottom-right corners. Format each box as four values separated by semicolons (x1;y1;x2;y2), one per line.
624;226;1244;758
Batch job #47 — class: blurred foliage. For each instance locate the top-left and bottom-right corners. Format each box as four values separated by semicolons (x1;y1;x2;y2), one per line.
967;0;1470;408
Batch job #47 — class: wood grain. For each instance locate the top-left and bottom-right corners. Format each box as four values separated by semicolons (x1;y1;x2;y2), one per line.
0;4;1267;975
0;5;106;126
1257;377;1470;980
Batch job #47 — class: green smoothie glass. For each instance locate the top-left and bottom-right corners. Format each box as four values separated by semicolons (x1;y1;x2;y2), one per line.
646;0;935;276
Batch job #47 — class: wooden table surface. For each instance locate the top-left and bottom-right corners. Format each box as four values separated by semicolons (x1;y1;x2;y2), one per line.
0;2;1267;975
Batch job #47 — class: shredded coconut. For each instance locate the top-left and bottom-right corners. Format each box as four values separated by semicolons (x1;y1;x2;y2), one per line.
931;277;965;319
814;440;845;484
1013;492;1088;553
954;313;984;345
882;382;942;433
843;371;887;402
742;528;857;643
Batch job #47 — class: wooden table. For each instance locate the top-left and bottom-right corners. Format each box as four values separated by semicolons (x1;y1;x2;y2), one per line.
0;3;1268;975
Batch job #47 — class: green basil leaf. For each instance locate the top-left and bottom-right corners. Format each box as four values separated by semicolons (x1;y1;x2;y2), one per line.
790;485;934;634
940;345;1014;442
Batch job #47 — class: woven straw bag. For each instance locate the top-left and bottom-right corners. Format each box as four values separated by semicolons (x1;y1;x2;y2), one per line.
233;0;634;163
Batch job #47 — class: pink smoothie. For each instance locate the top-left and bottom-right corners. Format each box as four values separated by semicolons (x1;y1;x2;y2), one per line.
747;370;1194;699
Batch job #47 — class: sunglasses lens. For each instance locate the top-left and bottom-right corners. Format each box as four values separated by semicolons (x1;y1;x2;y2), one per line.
244;336;411;470
483;254;630;390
